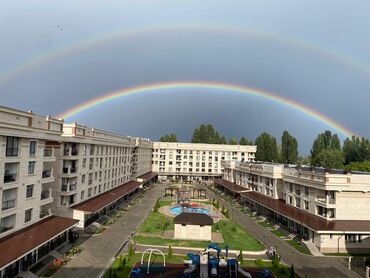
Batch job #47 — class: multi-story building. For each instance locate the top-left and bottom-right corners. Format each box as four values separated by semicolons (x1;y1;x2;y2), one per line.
152;142;256;181
216;161;370;253
47;123;155;229
0;107;78;278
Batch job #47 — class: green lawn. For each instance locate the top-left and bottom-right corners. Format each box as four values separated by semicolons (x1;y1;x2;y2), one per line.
242;259;298;278
270;229;285;238
213;220;265;251
138;210;174;234
286;240;311;255
257;221;272;229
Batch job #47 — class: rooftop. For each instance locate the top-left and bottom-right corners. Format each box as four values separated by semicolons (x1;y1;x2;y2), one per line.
174;212;213;226
0;216;78;268
71;180;141;213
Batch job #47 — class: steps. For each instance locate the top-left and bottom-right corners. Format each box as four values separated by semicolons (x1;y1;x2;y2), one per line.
302;241;324;256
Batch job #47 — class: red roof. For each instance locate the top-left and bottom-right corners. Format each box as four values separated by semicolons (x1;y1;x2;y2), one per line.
0;216;78;268
71;181;141;213
137;171;158;181
214;178;370;232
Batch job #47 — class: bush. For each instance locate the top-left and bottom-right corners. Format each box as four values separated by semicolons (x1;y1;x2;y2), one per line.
128;242;134;256
255;259;263;266
238;249;244;264
168;245;173;257
231;226;237;232
290;265;295;278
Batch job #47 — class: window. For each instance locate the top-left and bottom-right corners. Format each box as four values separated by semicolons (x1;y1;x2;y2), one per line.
0;215;15;233
25;208;32;223
81;190;85;200
82;174;86;183
304;200;309;210
305;187;309;196
345;235;362;243
6;137;19;157
26;185;34;198
29;141;37;156
28;161;35;175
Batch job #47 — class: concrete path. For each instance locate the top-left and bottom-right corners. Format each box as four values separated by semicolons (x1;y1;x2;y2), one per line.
53;184;164;278
207;188;361;278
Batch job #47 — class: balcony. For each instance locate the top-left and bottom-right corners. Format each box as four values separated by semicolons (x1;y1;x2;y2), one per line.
4;173;17;183
316;195;336;205
2;199;16;211
42;168;54;183
62;167;78;176
40;189;53;205
61;182;77;193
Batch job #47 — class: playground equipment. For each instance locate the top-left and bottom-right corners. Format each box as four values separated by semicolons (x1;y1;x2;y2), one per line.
184;243;253;278
141;248;166;274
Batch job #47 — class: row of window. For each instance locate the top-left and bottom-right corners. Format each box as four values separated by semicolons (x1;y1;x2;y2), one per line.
0;208;33;234
5;137;38;157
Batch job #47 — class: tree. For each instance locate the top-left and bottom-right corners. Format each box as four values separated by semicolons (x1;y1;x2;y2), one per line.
159;133;177;142
311;131;341;166
128;242;134;256
168;245;173;258
281;131;298;164
344;161;370;172
343;136;370;164
255;132;278;162
238;249;244;264
191;124;228;144
239;137;253;145
315;149;344;169
228;138;238;145
289;265;295;278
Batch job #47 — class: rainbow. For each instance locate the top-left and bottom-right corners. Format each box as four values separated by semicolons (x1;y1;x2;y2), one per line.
1;25;370;87
57;81;356;138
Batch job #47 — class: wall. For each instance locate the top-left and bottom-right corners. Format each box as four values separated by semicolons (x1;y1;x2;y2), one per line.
174;223;212;241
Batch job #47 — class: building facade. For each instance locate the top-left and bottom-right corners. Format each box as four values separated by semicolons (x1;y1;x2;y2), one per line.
216;161;370;253
0;107;78;278
152;142;256;181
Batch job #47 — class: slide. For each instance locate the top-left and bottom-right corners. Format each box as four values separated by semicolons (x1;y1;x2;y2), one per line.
238;267;252;278
184;264;197;274
227;259;238;278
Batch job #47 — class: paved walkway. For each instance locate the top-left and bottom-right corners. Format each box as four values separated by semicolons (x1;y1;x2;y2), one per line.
207;189;361;278
53;184;164;278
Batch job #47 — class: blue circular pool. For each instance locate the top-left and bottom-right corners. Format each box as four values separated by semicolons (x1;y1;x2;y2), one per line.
170;206;209;215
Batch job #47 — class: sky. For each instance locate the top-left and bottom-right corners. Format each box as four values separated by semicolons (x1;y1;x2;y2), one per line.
1;0;370;154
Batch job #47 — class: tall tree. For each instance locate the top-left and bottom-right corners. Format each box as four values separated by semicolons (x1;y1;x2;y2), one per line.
191;124;227;144
315;149;344;169
255;132;278;162
342;136;370;164
281;131;299;164
159;133;178;142
310;130;341;166
239;137;254;145
228;138;238;145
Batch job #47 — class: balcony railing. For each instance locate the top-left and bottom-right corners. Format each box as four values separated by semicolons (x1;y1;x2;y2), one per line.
42;169;52;179
41;190;51;200
44;148;53;157
2;199;16;210
62;167;77;174
4;173;17;183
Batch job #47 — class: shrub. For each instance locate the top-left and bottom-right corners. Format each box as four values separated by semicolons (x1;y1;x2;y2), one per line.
168;245;173;257
255;259;263;266
290;265;295;278
128;242;134;256
238;249;244;264
231;226;237;232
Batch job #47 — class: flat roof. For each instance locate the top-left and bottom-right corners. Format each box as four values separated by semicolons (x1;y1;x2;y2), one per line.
174;212;213;226
71;181;141;213
137;171;158;181
0;216;78;268
214;178;370;232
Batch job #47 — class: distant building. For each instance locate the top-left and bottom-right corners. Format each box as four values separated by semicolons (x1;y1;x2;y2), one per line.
174;212;213;241
152;142;256;182
217;161;370;253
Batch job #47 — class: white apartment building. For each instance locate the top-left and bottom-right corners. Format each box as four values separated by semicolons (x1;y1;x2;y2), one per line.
47;123;155;229
152;142;256;181
0;107;78;278
216;161;370;253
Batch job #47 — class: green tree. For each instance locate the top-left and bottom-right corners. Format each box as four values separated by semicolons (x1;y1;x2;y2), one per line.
281;131;299;164
228;138;238;145
311;131;341;166
159;133;178;142
343;136;370;164
239;249;244;264
255;132;278;162
128;242;134;256
191;124;228;144
344;161;370;172
239;137;254;145
315;149;344;169
168;245;173;258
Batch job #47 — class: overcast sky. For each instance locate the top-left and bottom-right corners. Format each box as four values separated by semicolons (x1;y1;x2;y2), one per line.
1;0;370;154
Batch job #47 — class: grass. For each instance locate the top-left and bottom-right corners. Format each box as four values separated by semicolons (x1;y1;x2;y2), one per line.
242;259;298;278
138;211;174;234
104;253;187;278
257;221;272;228
286;240;311;255
270;229;285;238
105;253;295;278
213;220;265;251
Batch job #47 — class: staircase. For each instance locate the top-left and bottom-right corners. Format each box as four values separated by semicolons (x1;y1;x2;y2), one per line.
302;241;324;256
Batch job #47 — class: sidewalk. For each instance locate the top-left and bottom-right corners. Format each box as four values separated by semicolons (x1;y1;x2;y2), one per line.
53;185;164;278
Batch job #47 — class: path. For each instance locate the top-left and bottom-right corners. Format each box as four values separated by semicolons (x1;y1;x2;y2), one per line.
207;188;361;278
53;184;164;278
